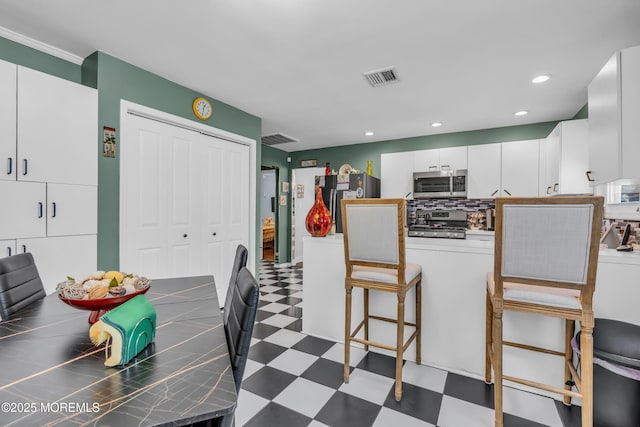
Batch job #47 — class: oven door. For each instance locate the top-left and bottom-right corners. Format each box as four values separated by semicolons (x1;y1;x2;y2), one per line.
413;171;451;198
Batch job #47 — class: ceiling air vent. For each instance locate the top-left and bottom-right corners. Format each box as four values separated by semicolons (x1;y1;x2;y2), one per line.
364;66;399;87
262;133;298;146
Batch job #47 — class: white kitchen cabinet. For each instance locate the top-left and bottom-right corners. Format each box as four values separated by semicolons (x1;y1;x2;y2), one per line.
17;66;98;186
541;120;590;196
47;184;97;236
467;143;501;198
588;45;640;185
501;139;539;197
0;181;46;239
468;140;539;199
413;146;467;172
0;240;16;258
0;60;16;181
17;235;97;295
381;151;414;198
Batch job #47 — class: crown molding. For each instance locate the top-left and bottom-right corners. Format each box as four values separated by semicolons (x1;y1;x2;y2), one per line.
0;26;83;65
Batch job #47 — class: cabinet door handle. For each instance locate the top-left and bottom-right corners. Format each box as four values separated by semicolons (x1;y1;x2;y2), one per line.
428;165;438;170
586;171;595;182
553;183;559;192
38;202;43;218
23;159;28;176
441;164;451;170
490;189;499;197
22;245;27;253
52;202;57;218
504;189;512;196
7;158;12;175
7;246;11;257
546;186;552;194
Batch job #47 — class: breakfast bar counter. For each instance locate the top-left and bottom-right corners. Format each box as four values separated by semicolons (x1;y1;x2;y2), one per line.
302;235;640;398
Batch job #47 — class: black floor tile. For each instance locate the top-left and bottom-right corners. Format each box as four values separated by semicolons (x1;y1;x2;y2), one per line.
443;372;494;409
280;306;302;318
258;299;270;308
272;288;297;296
243;402;311;427
247;341;287;364
277;296;302;306
314;391;381;427
284;318;302;332
383;381;443;425
356;351;402;379
252;323;280;340
301;357;350;390
292;335;336;356
503;413;551;427
554;400;581;427
241;366;297;400
255;310;274;322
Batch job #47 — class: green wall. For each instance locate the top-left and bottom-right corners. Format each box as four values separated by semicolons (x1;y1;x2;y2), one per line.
81;52;262;270
0;36;80;82
260;145;292;263
290;121;558;179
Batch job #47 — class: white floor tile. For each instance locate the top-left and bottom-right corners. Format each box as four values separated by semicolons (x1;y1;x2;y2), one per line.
260;293;287;302
402;361;448;393
273;377;336;418
283;277;302;284
259;285;282;292
263;329;306;347
436;396;494;427
242;359;264;380
267;348;319;375
260;313;298;328
288;291;304;299
308;421;331;427
286;284;303;291
503;385;563;427
373;407;435;427
260;302;291;313
322;343;368;367
250;337;260;347
338;368;395;405
235;389;269;426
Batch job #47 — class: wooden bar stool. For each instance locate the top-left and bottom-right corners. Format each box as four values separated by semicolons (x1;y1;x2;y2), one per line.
485;196;604;427
341;198;422;401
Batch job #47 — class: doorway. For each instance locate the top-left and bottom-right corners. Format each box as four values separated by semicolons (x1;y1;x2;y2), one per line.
261;168;277;261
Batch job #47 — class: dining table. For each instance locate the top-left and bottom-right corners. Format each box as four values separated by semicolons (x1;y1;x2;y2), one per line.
0;275;236;426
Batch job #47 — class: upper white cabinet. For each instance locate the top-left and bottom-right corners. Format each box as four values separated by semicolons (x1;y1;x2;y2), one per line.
0;240;15;258
540;119;591;196
0;181;47;239
467;143;501;198
468;140;539;198
17;66;98;186
0;60;17;181
588;45;640;185
413;146;467;172
381;151;414;198
501;139;539;197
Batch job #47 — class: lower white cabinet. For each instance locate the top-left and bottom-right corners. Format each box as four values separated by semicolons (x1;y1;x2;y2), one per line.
0;239;15;258
0;181;46;239
17;235;97;295
47;184;97;236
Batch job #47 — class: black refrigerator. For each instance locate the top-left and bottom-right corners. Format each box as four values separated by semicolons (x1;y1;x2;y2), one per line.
316;173;381;233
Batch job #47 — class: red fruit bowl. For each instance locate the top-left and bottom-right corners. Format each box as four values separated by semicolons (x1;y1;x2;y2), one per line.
58;286;151;324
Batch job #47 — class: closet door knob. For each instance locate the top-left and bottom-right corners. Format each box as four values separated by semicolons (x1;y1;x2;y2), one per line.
212;232;217;236
183;234;188;238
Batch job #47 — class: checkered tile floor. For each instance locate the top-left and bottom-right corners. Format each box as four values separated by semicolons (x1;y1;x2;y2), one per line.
236;261;582;427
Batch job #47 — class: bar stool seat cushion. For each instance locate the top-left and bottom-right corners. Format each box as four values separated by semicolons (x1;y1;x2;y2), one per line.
352;263;422;284
487;272;581;310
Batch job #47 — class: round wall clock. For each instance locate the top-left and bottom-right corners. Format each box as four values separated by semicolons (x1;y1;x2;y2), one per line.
192;97;213;120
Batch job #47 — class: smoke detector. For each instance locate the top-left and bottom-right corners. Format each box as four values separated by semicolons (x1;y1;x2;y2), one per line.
363;66;399;87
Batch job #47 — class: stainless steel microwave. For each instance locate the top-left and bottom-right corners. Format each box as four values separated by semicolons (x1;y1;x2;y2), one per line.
413;169;468;199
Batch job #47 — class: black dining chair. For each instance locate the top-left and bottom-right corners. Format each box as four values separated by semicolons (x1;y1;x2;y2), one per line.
0;252;46;320
223;244;248;314
224;266;260;392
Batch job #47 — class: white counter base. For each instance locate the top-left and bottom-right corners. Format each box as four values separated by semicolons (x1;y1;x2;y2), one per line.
302;234;640;400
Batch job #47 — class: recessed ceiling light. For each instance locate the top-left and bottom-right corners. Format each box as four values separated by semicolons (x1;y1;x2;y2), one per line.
531;75;550;84
364;131;374;136
514;110;528;116
431;122;442;127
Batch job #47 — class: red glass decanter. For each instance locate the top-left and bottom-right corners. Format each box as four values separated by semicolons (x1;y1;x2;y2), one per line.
305;186;332;237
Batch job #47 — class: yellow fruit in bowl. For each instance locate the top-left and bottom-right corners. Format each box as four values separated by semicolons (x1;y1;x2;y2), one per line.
103;271;124;284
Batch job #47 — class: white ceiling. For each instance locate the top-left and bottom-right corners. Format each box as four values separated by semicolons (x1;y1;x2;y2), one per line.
1;0;640;152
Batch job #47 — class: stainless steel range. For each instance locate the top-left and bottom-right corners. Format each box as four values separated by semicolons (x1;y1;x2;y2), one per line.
408;209;467;239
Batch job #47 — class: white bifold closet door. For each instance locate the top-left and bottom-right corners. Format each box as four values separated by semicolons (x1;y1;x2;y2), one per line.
121;113;250;304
